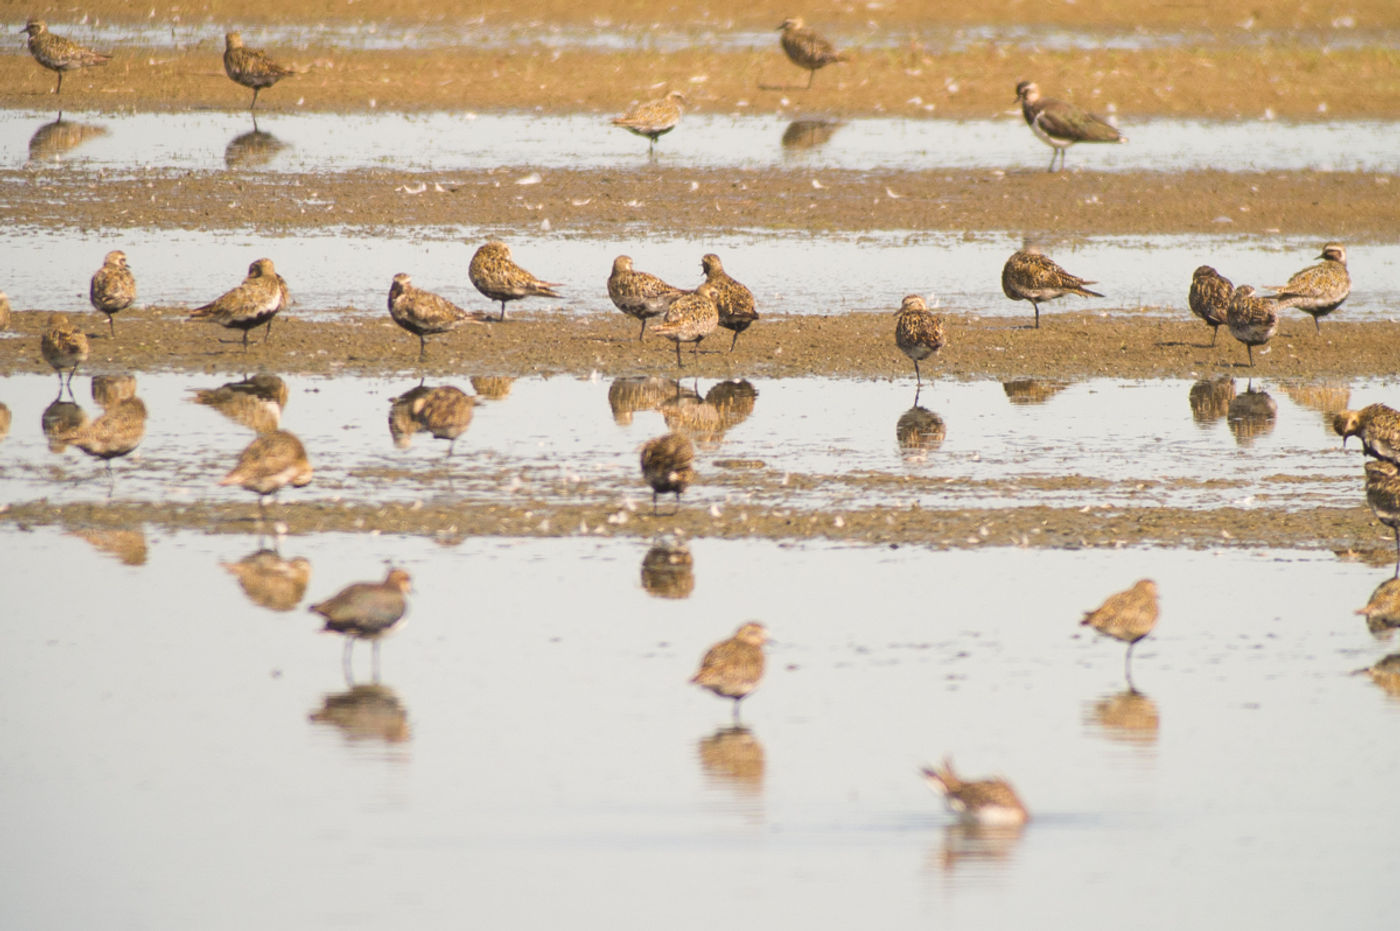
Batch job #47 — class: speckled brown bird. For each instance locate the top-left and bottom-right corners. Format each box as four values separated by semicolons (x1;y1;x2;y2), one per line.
608;255;685;340
640;431;696;514
219;429;313;508
223;549;312;612
40;313;90;392
1334;403;1400;465
650;281;719;366
1358;578;1400;636
408;385;477;456
189;258;286;351
0;291;10;331
1081;579;1159;680
388;273;487;360
700;253;758;351
89;250;136;338
310;569;412;678
1015;81;1126;172
21;20;110;96
1225;284;1280;367
921;758;1030;827
894;294;946;389
73;395;147;474
1001;246;1102;328
223;32;297;111
1359;653;1400;698
1365;460;1400;574
777;18;848;89
468;241;561;321
691;622;768;719
193;373;289;434
612;91;685;153
1268;242;1350;333
1188;265;1232;347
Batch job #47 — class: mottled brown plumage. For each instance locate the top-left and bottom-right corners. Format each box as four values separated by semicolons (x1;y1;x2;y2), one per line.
607;255;685;340
1226;388;1278;447
1188;265;1232;346
408;385;477;455
72;395;147;472
468;241;561;321
219;429;313;507
223;32;297;110
189;258;286;351
1365;460;1400;574
0;291;10;331
41;398;86;453
700;253;758;351
1001;247;1103;328
612;91;685;153
88;250;136;337
1225;284;1279;368
22;20;110;95
650;281;719;366
640;432;696;513
1188;376;1236;424
1268;243;1350;333
193;374;289;434
921;758;1030;827
691;622;768;718
894;294;946;388
388;273;487;359
640;539;695;599
1015;80;1126;172
40;313;90;391
223;549;312;612
1081;579;1159;679
777;18;848;89
1358;578;1400;637
310;569;412;677
1333;404;1400;465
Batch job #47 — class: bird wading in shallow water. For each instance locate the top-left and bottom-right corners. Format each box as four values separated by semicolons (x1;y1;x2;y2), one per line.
921;758;1030;827
1080;579;1159;684
223;32;298;111
310;569;412;681
1015;81;1126;172
1267;243;1350;333
40;313;90;393
467;241;562;321
1333;404;1400;465
691;622;769;721
612;91;685;155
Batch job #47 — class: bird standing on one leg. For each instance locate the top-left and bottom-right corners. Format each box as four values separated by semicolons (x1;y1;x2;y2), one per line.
223;32;297;111
21;20;110;96
1001;245;1102;328
611;91;685;155
691;622;769;721
700;253;758;352
1080;579;1159;684
777;18;848;89
90;250;136;338
894;294;946;392
607;256;685;341
387;273;487;360
467;241;562;321
1266;242;1350;334
1188;265;1232;347
1225;285;1280;368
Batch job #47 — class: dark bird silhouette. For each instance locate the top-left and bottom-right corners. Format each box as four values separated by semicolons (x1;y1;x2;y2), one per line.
1015;80;1126;172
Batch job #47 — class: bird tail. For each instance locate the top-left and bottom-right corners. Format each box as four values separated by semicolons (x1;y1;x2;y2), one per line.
1075;286;1105;299
188;303;216;320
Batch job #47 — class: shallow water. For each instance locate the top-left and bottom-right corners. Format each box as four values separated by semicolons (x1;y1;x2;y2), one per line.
6;109;1399;174
0;372;1385;513
0;527;1396;928
2;227;1396;325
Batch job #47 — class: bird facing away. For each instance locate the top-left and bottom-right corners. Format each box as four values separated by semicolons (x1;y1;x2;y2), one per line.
310;569;412;679
189;258;286;351
921;758;1030;827
894;294;946;389
387;273;487;360
777;18;848;89
468;241;561;321
193;373;290;434
1081;579;1160;681
1015;81;1126;172
691;622;769;720
612;91;685;154
1364;460;1400;575
89;250;136;338
219;429;313;508
1225;285;1280;368
640;432;696;514
1267;243;1350;333
1188;265;1233;347
21;20;110;96
1333;404;1400;464
1001;246;1103;328
408;385;477;456
224;32;297;111
607;255;686;340
650;282;720;367
700;253;758;352
40;313;90;392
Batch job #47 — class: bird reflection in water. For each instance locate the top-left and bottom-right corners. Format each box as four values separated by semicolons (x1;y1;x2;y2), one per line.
387;384;477;455
896;406;945;462
1358;578;1400;639
470;375;515;401
67;527;148;566
72;374;148;489
1002;379;1068;406
41;397;86;452
310;683;411;744
608;375;691;425
223;548;312;612
697;725;765;803
28;116;108;163
1187;375;1236;425
0;402;11;443
1281;382;1349;429
192;372;289;434
640;538;695;599
1226;386;1277;446
927;822;1027;875
780;118;843;151
1084;688;1160;745
659;380;760;449
706;380;758;431
224;124;289;170
1357;654;1400;700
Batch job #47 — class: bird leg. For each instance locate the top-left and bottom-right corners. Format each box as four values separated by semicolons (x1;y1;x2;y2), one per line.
637;319;648;341
250;87;260;111
674;340;684;367
729;330;739;352
107;314;115;339
1209;325;1218;347
1033;301;1041;329
264;317;274;343
418;334;428;362
498;301;507;322
914;359;922;387
1246;345;1255;367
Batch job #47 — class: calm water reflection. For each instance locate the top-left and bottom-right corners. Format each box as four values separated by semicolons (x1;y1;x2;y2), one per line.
223;547;313;612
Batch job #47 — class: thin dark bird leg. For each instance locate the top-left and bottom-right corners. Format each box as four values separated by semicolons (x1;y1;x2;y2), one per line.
1033;301;1040;329
914;359;922;387
107;315;115;338
418;334;428;362
729;330;739;352
498;301;507;322
674;340;683;367
1246;345;1255;367
250;87;260;111
651;490;659;516
56;72;64;95
1312;315;1321;335
731;697;743;723
264;317;273;343
638;319;647;341
1210;325;1218;347
806;68;814;89
241;329;250;352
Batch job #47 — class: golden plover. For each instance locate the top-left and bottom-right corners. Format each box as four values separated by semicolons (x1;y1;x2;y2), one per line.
1267;242;1350;333
894;294;946;389
1015;81;1126;172
388;272;487;360
700;253;758;352
640;431;696;514
310;569;412;678
1188;265;1232;347
40;313;90;392
777;18;848;89
921;758;1030;827
691;622;768;720
89;250;136;338
21;20;110;96
219;429;313;509
1333;404;1400;465
1225;285;1279;368
1001;246;1102;328
1081;579;1159;681
612;91;686;154
1364;460;1400;574
223;32;297;111
607;255;685;340
467;241;561;321
650;281;719;366
189;257;286;351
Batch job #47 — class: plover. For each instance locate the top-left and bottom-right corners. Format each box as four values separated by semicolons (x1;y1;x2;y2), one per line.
467;241;561;321
1268;242;1350;333
691;622;768;720
1015;81;1126;172
1188;265;1232;347
1225;285;1279;368
21;20;110;96
1001;245;1102;328
193;373;290;434
894;294;946;389
612;91;685;154
219;429;313;508
1333;404;1400;464
1364;460;1400;574
222;549;312;612
700;253;758;352
223;32;297;111
388;272;487;360
777;18;848;89
607;255;686;340
189;258;286;351
921;758;1030;827
640;431;696;514
310;569;412;679
650;281;719;366
40;313;90;392
89;250;136;338
1080;579;1159;680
